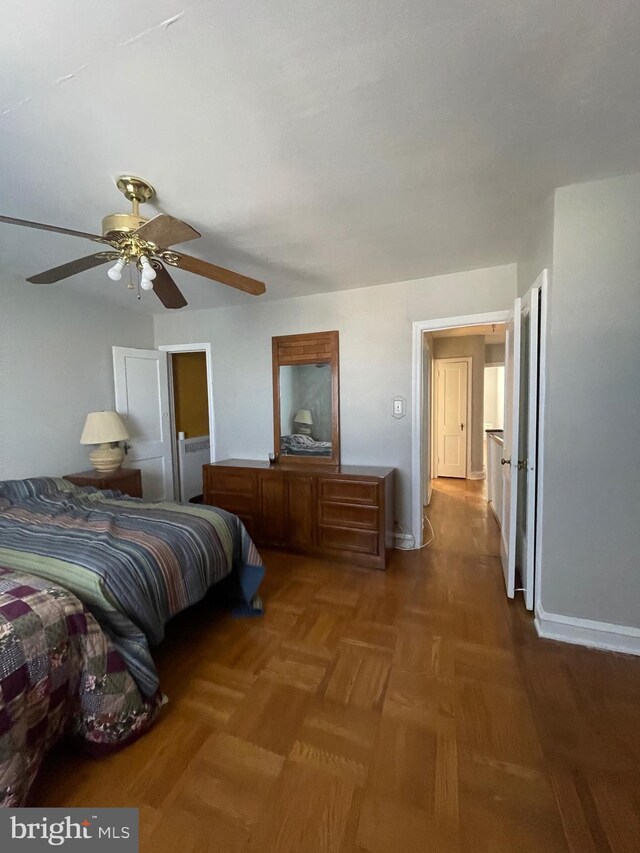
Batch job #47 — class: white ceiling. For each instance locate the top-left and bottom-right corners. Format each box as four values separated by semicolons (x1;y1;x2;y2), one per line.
2;0;640;314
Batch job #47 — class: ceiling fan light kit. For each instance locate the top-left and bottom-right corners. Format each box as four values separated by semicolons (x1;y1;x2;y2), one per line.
0;175;266;309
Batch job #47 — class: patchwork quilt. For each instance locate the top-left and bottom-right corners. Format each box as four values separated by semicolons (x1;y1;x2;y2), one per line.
0;566;161;807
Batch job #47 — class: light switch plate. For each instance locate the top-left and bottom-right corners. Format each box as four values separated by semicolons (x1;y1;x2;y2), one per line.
392;396;406;418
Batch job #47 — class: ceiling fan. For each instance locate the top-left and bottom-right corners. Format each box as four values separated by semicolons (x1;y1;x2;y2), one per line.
0;176;266;309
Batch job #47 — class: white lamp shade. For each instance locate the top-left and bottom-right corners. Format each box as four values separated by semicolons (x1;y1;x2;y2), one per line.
294;409;313;425
80;411;129;445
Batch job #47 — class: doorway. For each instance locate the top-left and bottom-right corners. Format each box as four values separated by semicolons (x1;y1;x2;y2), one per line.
411;276;547;611
113;343;215;503
426;323;507;497
169;351;211;502
412;310;511;540
159;343;214;503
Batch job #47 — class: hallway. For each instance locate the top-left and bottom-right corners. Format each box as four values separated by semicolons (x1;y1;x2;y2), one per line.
32;479;640;852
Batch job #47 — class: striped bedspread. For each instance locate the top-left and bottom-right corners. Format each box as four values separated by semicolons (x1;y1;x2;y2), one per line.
0;478;263;698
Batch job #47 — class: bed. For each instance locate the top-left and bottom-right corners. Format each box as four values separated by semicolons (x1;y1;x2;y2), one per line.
280;433;333;457
0;566;161;806
0;476;264;804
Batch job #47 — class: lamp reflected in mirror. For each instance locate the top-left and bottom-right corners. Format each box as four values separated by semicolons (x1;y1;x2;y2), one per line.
293;409;313;435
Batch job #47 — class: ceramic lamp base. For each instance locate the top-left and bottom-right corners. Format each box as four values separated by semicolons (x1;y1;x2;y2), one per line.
89;443;124;474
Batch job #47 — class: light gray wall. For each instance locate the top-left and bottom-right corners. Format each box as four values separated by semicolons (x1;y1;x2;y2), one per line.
432;335;485;475
517;193;554;297
539;174;640;629
0;273;154;480
155;264;516;530
484;342;505;363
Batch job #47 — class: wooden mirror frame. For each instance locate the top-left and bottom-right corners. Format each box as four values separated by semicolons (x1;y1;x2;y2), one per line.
272;330;340;466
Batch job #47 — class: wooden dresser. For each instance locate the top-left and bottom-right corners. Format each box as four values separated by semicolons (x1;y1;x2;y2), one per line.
203;459;395;570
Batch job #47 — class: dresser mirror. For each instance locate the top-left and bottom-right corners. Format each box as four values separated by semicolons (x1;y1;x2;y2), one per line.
272;331;340;465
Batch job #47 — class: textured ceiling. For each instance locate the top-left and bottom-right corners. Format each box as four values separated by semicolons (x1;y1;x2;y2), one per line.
2;0;640;314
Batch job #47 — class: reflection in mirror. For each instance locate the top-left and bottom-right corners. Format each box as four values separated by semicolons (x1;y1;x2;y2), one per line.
279;363;332;457
273;330;339;464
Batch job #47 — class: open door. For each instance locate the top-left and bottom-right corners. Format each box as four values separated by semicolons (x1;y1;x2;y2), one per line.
500;299;522;597
112;347;175;501
516;278;543;610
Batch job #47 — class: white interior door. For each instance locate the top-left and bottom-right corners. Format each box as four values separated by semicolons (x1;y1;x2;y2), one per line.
436;359;468;478
501;299;521;597
516;284;541;610
422;334;433;507
112;347;175;501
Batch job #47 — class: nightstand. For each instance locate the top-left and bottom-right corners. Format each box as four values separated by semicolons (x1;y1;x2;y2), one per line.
64;468;143;498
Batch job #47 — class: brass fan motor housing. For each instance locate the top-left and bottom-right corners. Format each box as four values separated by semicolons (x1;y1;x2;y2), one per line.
102;212;148;239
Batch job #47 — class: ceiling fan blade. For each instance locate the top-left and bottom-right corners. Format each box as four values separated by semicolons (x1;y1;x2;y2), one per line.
150;261;188;309
134;214;200;247
165;252;266;296
26;252;116;284
0;214;111;245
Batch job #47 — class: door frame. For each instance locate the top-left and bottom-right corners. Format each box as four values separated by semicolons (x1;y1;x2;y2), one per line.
157;344;217;482
411;311;511;546
433;356;472;479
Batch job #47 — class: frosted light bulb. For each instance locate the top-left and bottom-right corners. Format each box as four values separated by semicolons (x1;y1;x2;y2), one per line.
140;276;154;291
139;255;156;280
108;259;126;281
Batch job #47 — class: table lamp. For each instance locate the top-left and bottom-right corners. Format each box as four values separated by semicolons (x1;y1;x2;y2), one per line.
80;411;129;474
293;409;313;436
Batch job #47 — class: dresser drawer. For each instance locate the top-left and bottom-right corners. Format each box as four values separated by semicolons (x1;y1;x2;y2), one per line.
318;478;379;506
319;501;378;530
205;491;256;515
318;524;379;555
204;467;257;496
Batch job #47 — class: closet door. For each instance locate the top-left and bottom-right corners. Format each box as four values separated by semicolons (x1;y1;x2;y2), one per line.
435;360;469;478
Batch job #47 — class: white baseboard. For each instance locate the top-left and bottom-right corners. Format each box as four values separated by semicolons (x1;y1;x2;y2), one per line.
394;533;414;549
468;470;486;480
535;606;640;657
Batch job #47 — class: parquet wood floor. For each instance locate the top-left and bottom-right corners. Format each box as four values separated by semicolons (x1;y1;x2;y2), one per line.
30;478;640;851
